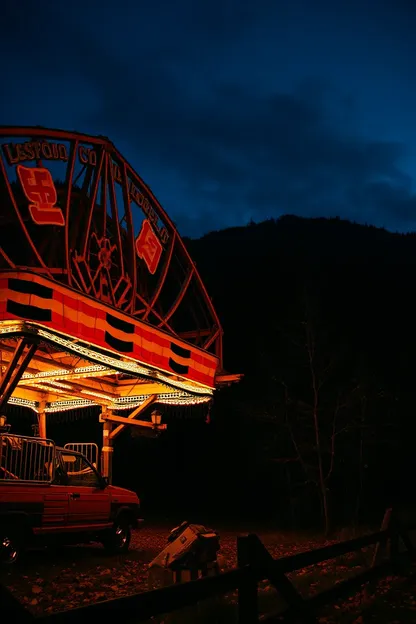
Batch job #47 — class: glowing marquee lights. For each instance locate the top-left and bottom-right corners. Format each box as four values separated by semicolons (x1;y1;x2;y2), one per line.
21;365;120;384
81;389;115;402
8;390;211;414
7;397;38;412
44;380;76;391
45;393;210;414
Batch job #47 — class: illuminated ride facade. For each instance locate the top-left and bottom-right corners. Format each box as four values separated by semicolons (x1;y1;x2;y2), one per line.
0;127;238;480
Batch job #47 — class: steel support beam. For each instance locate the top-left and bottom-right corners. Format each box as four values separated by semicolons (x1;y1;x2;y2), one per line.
0;338;38;412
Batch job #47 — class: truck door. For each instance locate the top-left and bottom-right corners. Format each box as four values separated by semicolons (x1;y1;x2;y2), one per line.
42;486;69;528
41;457;72;529
61;451;111;528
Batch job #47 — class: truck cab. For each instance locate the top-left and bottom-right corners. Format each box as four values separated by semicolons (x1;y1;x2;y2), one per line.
0;434;141;564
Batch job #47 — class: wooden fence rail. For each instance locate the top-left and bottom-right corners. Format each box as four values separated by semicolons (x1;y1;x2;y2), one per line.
2;509;415;624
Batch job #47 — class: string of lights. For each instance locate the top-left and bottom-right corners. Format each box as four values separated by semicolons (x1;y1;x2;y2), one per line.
8;391;211;414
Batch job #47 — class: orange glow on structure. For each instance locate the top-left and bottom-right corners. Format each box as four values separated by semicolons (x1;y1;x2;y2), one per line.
135;219;163;274
16;165;65;226
0;272;218;389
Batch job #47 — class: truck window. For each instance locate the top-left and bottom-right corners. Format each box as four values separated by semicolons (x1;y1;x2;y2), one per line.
62;453;101;488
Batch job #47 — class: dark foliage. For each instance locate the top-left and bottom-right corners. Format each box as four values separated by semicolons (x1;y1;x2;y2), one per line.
184;216;416;529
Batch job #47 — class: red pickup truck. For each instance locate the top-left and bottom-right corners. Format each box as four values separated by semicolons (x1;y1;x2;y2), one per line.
0;434;141;564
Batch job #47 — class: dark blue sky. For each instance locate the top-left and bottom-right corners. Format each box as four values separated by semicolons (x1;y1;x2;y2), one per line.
2;0;416;238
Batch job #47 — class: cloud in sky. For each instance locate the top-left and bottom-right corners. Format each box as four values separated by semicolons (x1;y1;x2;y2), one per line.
1;0;416;237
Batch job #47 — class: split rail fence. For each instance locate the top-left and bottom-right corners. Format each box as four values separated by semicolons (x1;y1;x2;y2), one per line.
2;508;415;623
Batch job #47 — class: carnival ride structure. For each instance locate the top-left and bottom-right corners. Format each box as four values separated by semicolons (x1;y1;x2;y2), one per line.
0;126;239;480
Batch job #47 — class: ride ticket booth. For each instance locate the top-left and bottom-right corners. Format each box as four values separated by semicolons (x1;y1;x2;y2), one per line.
0;127;240;479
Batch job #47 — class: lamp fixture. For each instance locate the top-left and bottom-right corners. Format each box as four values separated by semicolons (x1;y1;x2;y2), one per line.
151;409;163;427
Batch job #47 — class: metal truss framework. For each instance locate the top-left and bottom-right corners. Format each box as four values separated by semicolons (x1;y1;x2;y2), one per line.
0;126;223;363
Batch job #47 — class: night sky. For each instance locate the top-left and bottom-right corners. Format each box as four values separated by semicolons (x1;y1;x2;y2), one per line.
2;0;416;238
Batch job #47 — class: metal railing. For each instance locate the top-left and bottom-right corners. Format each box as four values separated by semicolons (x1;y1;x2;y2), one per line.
63;443;99;469
0;434;55;483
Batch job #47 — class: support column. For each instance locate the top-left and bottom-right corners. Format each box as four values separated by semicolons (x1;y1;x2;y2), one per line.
0;338;38;412
101;410;113;483
38;400;47;439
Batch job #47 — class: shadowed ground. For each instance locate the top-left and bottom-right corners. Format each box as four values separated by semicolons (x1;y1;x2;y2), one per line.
1;524;415;622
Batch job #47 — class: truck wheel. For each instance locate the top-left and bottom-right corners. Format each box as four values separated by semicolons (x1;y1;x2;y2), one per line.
103;521;131;554
0;532;21;565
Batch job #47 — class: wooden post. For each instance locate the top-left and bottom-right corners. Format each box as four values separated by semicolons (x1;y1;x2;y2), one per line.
101;412;113;483
247;533;316;623
372;508;393;567
237;536;258;624
389;512;400;568
38;400;47;439
398;528;415;558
